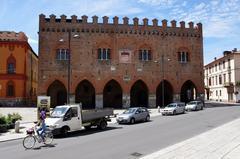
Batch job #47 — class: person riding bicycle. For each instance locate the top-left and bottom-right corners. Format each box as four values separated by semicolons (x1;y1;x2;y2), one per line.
36;108;46;142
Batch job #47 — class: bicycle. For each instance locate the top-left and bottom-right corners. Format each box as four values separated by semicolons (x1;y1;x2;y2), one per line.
22;125;53;149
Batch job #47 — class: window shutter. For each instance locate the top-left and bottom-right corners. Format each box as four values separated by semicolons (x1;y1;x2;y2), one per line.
186;52;189;61
98;48;101;59
178;52;181;61
107;49;111;59
139;50;142;60
148;50;152;60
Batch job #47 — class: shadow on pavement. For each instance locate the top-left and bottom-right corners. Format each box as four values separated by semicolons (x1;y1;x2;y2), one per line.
205;102;240;108
25;143;57;150
54;126;122;139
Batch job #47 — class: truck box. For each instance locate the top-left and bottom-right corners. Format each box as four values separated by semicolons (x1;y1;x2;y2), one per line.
82;108;113;122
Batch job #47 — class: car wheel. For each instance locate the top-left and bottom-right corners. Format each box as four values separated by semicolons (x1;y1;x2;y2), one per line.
130;118;135;124
173;110;176;115
201;106;203;110
145;115;150;122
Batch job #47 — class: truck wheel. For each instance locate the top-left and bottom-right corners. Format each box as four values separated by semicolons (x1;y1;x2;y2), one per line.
61;127;69;136
98;121;107;130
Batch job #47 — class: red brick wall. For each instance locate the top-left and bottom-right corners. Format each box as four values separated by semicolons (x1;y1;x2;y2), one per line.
38;14;204;108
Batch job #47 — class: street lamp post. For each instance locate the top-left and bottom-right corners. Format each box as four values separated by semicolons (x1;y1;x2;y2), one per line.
161;54;165;108
67;31;71;104
60;31;79;104
155;55;170;107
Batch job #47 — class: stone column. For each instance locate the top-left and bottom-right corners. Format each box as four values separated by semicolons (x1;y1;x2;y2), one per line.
148;94;156;108
96;94;103;109
173;94;180;102
122;94;130;108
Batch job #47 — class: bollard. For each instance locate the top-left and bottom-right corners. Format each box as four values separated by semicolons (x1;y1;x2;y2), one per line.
15;120;20;133
158;106;161;113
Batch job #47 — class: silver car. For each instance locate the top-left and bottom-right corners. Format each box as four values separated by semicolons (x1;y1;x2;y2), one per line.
160;102;185;115
116;107;150;124
185;101;203;111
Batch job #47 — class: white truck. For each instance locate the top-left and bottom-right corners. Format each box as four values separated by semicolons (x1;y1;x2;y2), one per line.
45;104;114;135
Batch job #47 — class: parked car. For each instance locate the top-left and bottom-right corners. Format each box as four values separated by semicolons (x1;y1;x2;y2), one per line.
116;107;150;124
185;101;203;111
160;102;185;115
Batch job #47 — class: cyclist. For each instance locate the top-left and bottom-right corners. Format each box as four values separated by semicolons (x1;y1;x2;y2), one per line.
37;108;46;142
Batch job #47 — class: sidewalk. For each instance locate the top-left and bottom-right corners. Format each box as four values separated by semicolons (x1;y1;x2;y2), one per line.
141;117;240;159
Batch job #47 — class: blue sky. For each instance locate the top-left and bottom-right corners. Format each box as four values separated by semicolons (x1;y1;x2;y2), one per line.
1;0;240;64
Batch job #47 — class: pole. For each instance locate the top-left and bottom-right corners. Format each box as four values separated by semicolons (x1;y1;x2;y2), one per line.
67;31;71;104
162;54;164;107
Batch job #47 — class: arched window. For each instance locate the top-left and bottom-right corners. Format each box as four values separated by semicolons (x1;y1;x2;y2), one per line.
7;55;16;74
97;48;111;60
7;81;15;97
177;47;190;63
138;49;152;61
56;49;69;60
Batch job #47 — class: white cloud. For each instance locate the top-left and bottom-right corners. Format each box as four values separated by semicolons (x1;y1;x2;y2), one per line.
169;0;240;38
28;38;38;44
138;0;176;7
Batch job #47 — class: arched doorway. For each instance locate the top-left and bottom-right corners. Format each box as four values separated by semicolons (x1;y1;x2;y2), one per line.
47;80;67;107
75;80;95;109
181;80;197;103
156;80;173;107
103;80;122;108
130;80;148;107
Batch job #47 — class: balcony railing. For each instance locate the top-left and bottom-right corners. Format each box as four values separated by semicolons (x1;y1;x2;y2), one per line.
223;82;233;87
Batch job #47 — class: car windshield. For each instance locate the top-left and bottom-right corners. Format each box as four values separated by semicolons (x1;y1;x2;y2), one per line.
123;108;137;114
188;101;197;105
166;104;177;108
50;107;69;118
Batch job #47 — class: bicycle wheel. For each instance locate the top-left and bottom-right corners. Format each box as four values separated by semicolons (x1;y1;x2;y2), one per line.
43;132;53;145
23;136;36;149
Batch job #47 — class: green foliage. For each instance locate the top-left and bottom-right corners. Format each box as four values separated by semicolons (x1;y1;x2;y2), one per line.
0;114;7;125
7;113;22;124
236;81;240;87
0;113;22;125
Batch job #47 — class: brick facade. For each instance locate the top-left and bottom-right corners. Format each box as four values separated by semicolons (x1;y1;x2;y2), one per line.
38;14;204;108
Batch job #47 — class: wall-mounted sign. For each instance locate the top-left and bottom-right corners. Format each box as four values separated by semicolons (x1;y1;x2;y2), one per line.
123;75;131;81
119;49;131;63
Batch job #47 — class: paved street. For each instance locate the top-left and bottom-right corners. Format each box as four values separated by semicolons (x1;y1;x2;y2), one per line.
0;104;240;159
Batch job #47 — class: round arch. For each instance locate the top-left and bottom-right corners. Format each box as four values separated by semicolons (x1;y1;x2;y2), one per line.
180;80;197;103
75;80;95;109
103;79;123;108
156;80;173;107
130;80;149;107
47;80;67;108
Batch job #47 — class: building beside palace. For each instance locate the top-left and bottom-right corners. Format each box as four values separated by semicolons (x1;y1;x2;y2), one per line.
204;49;240;103
38;14;204;108
0;31;38;106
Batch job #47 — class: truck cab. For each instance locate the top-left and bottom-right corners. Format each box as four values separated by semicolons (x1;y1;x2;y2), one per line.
45;104;83;135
